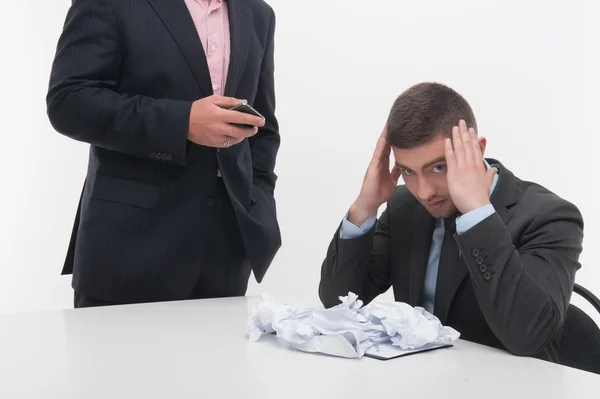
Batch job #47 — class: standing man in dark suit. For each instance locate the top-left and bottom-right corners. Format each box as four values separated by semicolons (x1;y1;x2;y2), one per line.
319;82;584;362
47;0;281;307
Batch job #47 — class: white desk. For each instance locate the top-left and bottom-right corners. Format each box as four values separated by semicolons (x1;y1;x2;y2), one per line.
0;295;598;398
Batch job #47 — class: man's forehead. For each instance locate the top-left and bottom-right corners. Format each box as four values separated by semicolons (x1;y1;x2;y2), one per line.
394;153;446;170
392;138;447;169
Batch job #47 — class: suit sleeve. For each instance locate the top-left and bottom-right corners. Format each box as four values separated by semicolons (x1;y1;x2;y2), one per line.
249;8;280;195
46;0;192;165
319;208;393;308
455;199;584;356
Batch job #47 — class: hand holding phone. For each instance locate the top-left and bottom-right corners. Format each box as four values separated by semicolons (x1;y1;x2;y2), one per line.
188;96;265;149
228;103;265;128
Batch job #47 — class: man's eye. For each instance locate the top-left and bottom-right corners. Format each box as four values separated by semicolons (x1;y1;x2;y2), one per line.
403;169;415;176
433;165;445;173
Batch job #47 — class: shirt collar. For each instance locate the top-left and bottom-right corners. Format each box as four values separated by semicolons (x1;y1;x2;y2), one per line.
484;158;500;195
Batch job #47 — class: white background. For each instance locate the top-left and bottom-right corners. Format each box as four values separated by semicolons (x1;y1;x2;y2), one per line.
0;0;598;325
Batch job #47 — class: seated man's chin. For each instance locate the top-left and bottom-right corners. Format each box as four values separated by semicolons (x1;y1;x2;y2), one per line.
424;201;452;217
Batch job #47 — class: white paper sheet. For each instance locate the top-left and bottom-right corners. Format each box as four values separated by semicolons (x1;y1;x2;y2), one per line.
364;342;452;360
247;292;460;358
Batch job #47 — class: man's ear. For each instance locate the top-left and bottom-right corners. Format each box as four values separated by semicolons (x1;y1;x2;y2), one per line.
478;137;487;157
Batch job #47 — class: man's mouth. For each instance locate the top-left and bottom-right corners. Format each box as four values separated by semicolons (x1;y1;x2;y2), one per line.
426;199;445;208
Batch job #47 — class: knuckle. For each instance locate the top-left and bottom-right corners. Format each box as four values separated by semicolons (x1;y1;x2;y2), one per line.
235;128;248;138
214;108;225;119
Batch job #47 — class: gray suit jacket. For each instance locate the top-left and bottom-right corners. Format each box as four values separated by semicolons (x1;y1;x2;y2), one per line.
319;159;584;362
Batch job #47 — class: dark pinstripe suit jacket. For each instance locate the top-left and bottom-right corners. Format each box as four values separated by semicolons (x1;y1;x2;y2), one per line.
46;0;281;303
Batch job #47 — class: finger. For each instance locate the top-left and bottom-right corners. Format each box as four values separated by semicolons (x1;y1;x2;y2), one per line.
380;124;389;140
444;137;457;170
469;127;483;164
221;109;266;128
381;124;392;160
370;131;389;169
487;167;498;187
217;135;243;148
223;124;257;140
211;95;247;109
391;165;402;184
451;126;465;167
458;120;474;164
381;134;391;167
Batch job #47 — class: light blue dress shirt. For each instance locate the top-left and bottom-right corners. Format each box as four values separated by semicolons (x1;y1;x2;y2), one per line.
340;161;499;314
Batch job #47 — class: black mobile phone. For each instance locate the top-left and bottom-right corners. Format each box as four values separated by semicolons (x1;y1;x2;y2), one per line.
228;103;265;128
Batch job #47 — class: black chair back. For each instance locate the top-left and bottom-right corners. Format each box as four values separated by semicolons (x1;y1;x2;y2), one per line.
559;285;600;374
574;283;600;314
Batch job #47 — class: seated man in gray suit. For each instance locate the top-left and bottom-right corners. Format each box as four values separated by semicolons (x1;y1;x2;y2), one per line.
319;82;584;363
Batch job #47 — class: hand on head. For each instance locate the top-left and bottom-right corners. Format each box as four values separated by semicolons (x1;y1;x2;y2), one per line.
444;119;497;214
349;125;402;226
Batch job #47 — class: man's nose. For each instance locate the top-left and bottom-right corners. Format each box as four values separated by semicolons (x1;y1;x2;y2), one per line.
417;177;436;201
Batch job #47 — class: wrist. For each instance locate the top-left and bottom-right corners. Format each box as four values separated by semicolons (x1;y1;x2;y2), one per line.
187;101;198;138
461;199;491;214
348;200;378;227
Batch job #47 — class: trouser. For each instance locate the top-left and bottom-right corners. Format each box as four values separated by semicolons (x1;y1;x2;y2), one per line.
74;178;250;308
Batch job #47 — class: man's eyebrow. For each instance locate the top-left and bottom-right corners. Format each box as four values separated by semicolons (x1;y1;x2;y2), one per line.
395;156;446;170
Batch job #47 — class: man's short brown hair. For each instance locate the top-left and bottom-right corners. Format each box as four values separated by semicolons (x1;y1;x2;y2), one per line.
387;82;477;149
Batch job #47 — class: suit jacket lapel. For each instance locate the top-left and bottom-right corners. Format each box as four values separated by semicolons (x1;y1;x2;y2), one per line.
147;0;213;96
407;204;436;306
487;158;517;225
224;0;250;96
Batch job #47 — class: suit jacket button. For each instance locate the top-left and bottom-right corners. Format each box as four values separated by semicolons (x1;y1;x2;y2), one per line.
166;154;173;161
206;198;214;207
484;272;491;281
150;152;157;158
479;264;487;273
471;248;480;257
476;256;484;265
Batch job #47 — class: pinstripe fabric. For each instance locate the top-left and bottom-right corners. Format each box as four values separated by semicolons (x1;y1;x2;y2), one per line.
47;0;281;304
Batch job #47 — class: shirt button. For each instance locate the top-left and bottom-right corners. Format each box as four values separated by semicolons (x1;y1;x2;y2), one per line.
212;84;218;91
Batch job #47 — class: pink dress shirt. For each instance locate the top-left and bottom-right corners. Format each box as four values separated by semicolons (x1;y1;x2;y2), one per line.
184;0;231;96
184;0;231;175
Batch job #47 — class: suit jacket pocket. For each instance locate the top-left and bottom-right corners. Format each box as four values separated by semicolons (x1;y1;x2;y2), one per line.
91;174;160;210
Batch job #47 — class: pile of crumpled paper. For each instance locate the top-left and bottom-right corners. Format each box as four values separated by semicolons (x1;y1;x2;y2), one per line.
246;292;460;358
